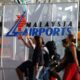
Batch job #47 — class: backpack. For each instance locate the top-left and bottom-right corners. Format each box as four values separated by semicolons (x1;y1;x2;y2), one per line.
45;41;60;61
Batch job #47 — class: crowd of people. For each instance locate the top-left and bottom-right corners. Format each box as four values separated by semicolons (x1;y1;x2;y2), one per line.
16;34;80;80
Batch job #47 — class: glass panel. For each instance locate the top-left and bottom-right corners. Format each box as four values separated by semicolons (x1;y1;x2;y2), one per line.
1;3;78;80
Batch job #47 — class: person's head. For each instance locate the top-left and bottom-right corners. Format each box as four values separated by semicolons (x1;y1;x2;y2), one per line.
34;36;42;47
46;40;56;59
67;34;76;43
62;39;69;48
46;40;56;51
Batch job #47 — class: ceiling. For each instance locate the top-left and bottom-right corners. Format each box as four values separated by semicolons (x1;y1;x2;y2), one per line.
0;0;79;4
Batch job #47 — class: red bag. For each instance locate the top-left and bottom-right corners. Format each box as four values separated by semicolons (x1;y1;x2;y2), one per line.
50;76;57;80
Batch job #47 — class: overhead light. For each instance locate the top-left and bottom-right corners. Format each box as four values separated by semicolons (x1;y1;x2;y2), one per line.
68;0;71;2
0;16;1;22
65;6;73;11
57;0;60;2
0;3;2;6
58;7;62;10
75;4;78;8
35;4;41;12
62;15;67;21
3;27;9;35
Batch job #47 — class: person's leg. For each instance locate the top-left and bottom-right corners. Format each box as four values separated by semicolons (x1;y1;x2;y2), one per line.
63;63;77;80
43;67;49;80
16;68;24;80
27;61;34;80
28;66;34;80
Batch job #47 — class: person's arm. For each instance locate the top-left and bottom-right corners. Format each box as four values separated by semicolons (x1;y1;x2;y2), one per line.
26;35;35;49
60;53;66;64
18;35;30;48
70;44;79;67
33;53;39;79
21;38;30;47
